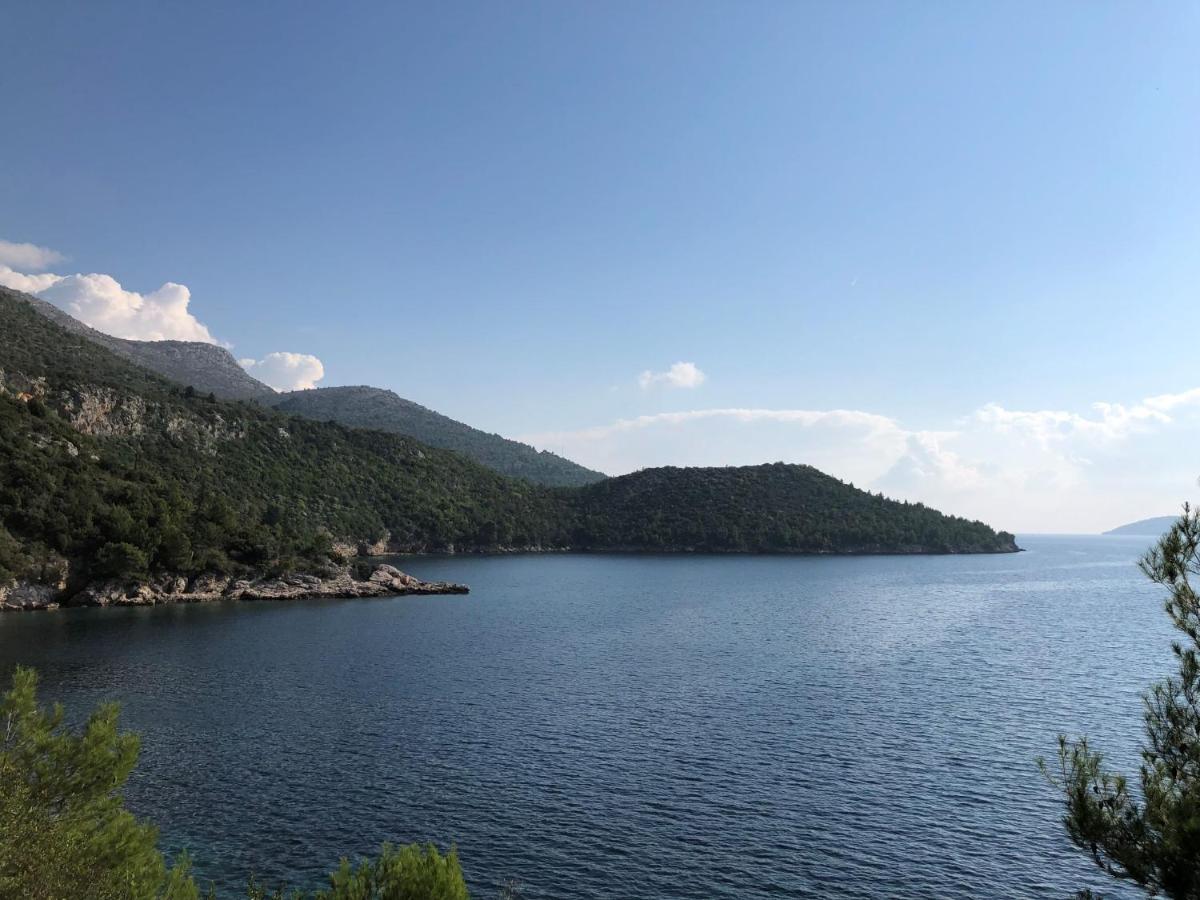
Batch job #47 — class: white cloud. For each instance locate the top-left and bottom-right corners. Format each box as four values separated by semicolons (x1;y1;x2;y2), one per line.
239;352;325;392
638;361;706;390
0;247;220;344
875;432;989;495
527;407;898;446
0;264;63;294
0;240;64;271
973;400;1172;446
37;274;218;343
522;383;1200;533
522;407;912;490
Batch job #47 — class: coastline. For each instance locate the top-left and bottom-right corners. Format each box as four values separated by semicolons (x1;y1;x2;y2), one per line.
1;539;1020;614
0;563;468;613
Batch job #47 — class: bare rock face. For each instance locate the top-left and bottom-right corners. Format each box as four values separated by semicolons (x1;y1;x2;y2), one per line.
0;556;70;610
329;541;358;562
37;564;467;612
357;533;394;556
0;581;63;611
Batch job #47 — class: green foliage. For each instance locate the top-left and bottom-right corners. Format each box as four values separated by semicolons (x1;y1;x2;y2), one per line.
0;667;477;900
1042;506;1200;899
95;541;151;579
0;524;32;583
569;463;1016;554
249;844;470;900
271;385;606;488
0;667;202;899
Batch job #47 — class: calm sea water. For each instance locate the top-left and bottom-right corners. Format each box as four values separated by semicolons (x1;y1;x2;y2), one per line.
0;536;1175;899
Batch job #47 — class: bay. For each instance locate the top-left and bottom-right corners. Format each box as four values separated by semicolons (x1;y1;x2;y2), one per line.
0;535;1169;898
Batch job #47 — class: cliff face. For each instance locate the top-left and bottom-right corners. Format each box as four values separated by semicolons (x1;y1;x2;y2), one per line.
0;367;246;449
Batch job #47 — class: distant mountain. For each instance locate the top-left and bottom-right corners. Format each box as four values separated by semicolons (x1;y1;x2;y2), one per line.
5;286;604;487
4;285;277;401
271;385;606;488
1104;515;1179;536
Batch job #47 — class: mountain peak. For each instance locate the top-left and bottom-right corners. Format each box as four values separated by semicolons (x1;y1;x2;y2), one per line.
3;285;276;401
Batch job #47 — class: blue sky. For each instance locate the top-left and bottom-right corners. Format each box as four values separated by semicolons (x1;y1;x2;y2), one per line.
2;1;1198;532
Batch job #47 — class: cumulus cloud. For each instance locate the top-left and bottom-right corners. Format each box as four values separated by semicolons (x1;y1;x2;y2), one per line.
973;400;1172;446
37;274;219;343
638;361;706;390
239;353;325;392
0;264;63;294
0;242;220;344
875;432;989;495
0;240;64;271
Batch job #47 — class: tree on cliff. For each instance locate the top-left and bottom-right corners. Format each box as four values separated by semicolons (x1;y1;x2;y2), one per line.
1041;506;1200;899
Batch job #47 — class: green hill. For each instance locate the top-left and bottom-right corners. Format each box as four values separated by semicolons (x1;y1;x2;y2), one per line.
0;291;567;589
0;288;1017;599
272;385;605;487
572;464;1017;554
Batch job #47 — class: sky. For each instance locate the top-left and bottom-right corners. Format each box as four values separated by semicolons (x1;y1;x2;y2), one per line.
2;1;1198;533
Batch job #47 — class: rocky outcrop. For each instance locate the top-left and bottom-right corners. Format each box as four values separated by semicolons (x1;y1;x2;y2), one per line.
1;564;467;612
53;385;247;450
357;532;395;556
0;581;65;611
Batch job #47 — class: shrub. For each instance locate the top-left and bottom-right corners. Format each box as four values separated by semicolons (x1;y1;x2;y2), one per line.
250;843;470;900
94;541;150;580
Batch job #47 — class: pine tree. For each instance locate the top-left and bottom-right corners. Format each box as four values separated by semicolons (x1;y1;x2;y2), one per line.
0;667;201;899
1042;506;1200;898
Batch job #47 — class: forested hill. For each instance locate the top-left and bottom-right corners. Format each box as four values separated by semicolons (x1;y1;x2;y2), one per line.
574;465;1018;554
7;286;603;487
0;291;567;587
0;289;1017;596
272;385;605;488
5;286;277;402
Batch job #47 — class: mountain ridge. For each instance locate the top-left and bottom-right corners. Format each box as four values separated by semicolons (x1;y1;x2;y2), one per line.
271;385;606;488
6;285;606;487
2;285;277;401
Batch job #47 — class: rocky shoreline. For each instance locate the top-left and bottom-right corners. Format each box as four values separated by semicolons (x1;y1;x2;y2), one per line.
0;564;468;613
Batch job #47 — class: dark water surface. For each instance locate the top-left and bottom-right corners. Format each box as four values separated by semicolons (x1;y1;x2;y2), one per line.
0;536;1172;898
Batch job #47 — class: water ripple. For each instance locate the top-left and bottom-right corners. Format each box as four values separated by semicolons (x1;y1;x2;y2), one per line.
0;536;1165;899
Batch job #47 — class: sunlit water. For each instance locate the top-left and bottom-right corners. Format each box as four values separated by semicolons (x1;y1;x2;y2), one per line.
0;535;1172;898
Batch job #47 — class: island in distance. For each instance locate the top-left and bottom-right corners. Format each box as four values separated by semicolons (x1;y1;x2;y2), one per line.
1103;515;1180;536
